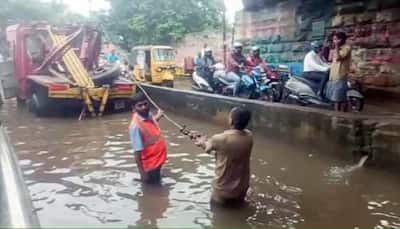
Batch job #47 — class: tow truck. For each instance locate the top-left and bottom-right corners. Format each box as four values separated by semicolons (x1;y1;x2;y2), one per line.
3;22;135;117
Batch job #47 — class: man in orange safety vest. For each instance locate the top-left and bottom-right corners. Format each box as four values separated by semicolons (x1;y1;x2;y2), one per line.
129;92;167;184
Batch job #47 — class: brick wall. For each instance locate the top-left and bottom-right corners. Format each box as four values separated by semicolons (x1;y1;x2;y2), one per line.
236;0;400;89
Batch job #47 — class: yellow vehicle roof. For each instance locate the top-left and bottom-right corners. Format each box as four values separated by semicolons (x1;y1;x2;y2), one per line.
131;45;173;51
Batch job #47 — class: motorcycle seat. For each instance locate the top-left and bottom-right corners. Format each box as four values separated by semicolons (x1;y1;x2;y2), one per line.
216;77;236;86
293;76;318;91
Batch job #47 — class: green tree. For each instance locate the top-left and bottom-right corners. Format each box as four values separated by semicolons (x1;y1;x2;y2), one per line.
1;0;85;25
105;0;225;49
0;0;86;56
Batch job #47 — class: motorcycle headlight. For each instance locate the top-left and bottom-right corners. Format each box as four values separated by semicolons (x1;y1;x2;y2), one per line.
156;67;163;72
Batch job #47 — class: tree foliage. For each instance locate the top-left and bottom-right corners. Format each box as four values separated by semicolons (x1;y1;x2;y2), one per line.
0;0;85;26
0;0;86;55
105;0;225;48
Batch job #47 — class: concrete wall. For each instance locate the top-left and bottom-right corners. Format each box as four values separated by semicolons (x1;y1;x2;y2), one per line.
235;0;400;91
172;30;230;67
140;84;400;170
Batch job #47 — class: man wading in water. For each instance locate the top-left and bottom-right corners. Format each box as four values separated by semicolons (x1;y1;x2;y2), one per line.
193;107;253;206
129;92;167;184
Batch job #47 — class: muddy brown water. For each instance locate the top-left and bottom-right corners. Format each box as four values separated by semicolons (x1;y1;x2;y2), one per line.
1;99;399;228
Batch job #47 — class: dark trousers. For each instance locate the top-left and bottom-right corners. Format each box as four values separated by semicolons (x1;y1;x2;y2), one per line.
303;71;329;96
146;167;161;184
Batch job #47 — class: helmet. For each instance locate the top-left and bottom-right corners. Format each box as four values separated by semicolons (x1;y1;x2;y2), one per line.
233;41;243;54
310;41;323;52
204;48;212;56
251;46;260;56
251;46;260;52
233;42;243;48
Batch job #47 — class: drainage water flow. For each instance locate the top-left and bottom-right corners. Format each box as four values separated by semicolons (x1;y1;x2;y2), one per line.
347;155;369;172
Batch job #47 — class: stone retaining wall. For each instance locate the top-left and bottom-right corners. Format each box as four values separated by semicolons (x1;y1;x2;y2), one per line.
236;0;400;90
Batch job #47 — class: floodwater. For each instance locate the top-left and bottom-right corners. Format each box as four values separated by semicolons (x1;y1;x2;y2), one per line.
1;99;400;228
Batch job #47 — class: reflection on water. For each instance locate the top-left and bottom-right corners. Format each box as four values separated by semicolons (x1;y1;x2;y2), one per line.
1;99;400;228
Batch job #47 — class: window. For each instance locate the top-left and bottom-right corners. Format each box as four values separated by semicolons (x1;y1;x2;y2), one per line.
153;49;174;61
8;41;14;59
25;35;44;64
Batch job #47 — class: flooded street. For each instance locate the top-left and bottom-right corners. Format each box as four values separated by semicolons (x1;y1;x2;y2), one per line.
1;99;400;228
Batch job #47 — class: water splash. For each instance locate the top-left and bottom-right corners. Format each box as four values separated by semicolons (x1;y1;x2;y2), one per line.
347;155;369;172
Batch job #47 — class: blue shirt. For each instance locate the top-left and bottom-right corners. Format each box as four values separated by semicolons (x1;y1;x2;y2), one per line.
107;53;119;64
129;113;155;154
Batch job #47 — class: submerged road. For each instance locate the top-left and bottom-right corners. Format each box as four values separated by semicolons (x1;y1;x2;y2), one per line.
0;99;399;228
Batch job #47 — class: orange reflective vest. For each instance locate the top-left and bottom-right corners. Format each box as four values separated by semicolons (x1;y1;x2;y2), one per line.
130;113;167;171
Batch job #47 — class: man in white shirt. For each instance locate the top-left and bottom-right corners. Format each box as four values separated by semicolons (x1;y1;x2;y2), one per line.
303;41;330;97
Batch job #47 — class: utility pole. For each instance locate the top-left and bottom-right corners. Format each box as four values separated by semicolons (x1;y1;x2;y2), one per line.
88;0;93;18
222;8;227;67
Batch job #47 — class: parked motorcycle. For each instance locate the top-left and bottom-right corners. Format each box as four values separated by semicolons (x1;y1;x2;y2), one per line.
236;72;274;100
192;63;280;102
282;76;364;112
266;64;291;101
250;67;282;102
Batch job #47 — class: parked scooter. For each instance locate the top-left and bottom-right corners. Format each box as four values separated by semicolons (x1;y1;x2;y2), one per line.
192;63;230;93
192;70;214;93
282;75;364;111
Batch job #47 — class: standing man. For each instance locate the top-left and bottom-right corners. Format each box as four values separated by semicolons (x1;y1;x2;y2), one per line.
107;49;119;64
326;32;352;112
193;107;253;206
129;92;167;184
303;41;331;98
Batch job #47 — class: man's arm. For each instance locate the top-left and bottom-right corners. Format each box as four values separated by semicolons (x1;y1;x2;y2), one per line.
130;127;148;181
135;153;148;181
336;45;351;61
308;53;330;72
154;109;164;122
194;134;221;154
228;56;240;70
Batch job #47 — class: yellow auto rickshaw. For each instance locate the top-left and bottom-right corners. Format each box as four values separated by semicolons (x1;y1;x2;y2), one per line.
130;45;176;87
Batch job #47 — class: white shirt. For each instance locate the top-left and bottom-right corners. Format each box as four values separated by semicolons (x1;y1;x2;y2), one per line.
303;50;330;72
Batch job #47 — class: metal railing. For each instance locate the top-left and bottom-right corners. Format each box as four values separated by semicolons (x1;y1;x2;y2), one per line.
0;123;40;228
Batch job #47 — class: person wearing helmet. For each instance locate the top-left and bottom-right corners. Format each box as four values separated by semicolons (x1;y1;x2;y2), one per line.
303;41;330;98
198;48;216;85
224;42;246;96
203;48;215;67
227;42;246;73
246;46;269;74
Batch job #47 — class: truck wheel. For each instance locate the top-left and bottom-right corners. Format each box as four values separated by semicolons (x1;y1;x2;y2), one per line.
28;86;51;116
162;80;174;88
16;97;26;107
